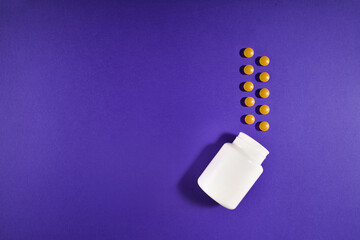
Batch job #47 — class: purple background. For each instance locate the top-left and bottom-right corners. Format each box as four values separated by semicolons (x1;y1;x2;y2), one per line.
1;0;360;239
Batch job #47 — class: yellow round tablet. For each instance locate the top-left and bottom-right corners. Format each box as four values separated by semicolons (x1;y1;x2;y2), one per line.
243;81;254;92
244;97;255;107
259;56;270;66
244;114;255;124
259;121;270;131
243;48;254;58
259;105;270;115
243;65;254;75
259;72;270;82
259;88;270;98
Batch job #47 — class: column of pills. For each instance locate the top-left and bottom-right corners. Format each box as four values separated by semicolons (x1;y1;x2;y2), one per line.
240;48;270;132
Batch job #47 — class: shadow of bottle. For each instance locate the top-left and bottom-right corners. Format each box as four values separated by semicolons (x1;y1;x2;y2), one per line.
177;133;236;207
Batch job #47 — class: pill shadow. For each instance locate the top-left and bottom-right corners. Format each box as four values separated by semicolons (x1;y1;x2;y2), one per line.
241;115;247;124
255;57;262;66
239;48;246;58
239;65;247;75
255;89;261;98
255;122;262;131
255;72;262;82
240;97;248;107
239;82;247;92
178;133;236;207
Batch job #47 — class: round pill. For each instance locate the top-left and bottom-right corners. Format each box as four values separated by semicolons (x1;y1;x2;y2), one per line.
243;65;254;75
244;97;255;107
259;88;270;98
245;114;255;124
243;81;254;92
243;48;254;58
259;72;270;82
259;121;270;131
259;105;270;115
259;56;270;66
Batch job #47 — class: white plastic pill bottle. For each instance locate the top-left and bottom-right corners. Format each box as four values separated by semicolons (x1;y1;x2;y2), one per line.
198;132;269;210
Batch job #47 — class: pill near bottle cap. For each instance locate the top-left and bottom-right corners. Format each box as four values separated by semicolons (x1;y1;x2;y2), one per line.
259;121;270;131
244;114;255;124
198;132;269;210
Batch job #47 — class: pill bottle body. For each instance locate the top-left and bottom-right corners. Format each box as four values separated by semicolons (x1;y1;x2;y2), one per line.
198;132;269;210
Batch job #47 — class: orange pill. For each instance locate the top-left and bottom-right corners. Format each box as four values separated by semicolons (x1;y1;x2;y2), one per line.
243;81;254;92
243;65;254;75
244;114;255;124
259;72;270;82
244;97;255;107
243;48;254;58
259;56;270;66
259;105;270;115
259;88;270;98
259;121;270;131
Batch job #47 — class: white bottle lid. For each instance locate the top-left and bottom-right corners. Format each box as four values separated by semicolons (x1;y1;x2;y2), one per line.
232;132;269;165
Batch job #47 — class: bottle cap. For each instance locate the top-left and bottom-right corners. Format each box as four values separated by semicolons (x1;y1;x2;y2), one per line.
233;132;269;165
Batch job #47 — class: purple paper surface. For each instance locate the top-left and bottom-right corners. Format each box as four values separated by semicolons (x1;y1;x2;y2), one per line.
1;0;360;239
